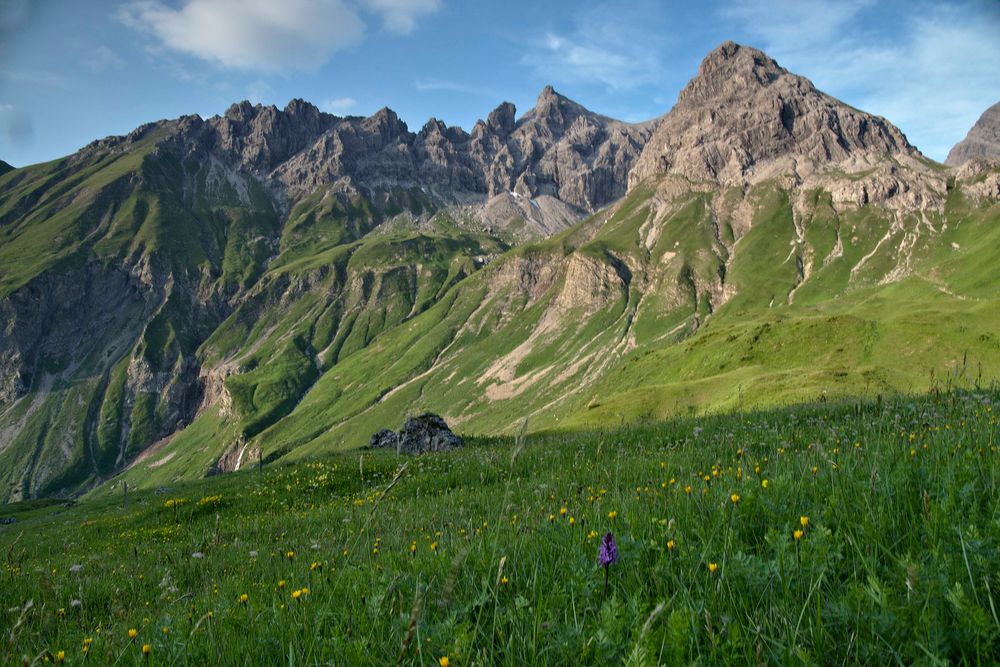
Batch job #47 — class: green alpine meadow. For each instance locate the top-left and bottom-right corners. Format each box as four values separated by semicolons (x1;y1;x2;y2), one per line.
2;390;1000;664
2;3;1000;663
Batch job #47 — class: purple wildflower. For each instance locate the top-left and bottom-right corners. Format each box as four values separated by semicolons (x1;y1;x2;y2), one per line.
598;532;618;599
598;532;619;568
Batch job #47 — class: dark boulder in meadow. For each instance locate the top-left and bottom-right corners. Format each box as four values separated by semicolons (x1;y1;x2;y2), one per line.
369;413;463;454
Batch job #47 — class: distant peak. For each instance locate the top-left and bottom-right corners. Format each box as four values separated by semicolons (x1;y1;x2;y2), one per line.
487;101;516;137
224;100;258;122
364;106;409;138
283;98;320;116
536;85;563;106
696;40;781;77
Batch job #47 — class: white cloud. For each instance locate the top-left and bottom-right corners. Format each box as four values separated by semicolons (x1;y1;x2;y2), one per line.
521;3;665;90
119;0;366;72
322;97;358;114
363;0;440;34
245;80;273;104
721;0;1000;161
414;78;497;98
84;46;126;73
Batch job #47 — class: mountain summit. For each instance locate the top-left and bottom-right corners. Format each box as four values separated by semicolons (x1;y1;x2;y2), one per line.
631;41;917;187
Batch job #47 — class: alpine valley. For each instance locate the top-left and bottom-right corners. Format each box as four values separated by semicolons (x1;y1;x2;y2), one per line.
1;42;999;502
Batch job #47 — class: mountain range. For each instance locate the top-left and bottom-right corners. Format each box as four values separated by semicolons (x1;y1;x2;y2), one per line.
1;41;998;501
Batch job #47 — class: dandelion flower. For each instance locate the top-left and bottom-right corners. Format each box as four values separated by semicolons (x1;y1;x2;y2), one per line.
439;658;450;667
730;494;741;504
55;650;65;663
607;511;618;520
568;516;575;526
793;529;804;541
500;576;509;585
430;541;439;552
800;516;809;528
708;562;719;574
142;644;151;656
560;507;568;516
239;594;248;605
128;629;138;639
684;485;693;495
667;539;675;551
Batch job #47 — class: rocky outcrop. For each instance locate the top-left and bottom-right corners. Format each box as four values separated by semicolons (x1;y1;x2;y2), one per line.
630;41;917;189
87;90;656;228
955;157;1000;200
946;102;1000;166
369;413;463;454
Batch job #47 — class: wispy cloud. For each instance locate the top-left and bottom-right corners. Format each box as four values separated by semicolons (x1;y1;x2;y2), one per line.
0;67;69;88
321;97;358;114
520;3;666;90
83;46;125;74
364;0;440;34
245;80;273;104
413;78;497;98
721;0;1000;161
119;0;366;73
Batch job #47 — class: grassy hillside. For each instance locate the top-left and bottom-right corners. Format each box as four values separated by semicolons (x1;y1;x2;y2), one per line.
2;389;998;664
0;143;507;501
116;172;999;489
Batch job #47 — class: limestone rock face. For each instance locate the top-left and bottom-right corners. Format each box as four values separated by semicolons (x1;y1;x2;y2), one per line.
946;102;1000;166
630;41;917;188
114;90;656;226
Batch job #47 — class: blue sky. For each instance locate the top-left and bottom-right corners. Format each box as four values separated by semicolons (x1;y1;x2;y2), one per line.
1;0;998;167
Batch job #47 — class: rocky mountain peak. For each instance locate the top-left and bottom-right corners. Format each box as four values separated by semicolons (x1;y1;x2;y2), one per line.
630;41;918;188
223;100;258;122
363;106;410;141
679;41;787;107
945;101;1000;166
486;101;516;137
519;85;597;140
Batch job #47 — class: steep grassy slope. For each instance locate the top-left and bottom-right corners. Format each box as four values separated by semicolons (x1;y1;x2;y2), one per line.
0;143;506;501
109;165;1000;491
3;389;999;664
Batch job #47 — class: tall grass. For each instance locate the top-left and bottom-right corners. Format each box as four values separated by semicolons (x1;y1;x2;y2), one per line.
1;389;998;664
